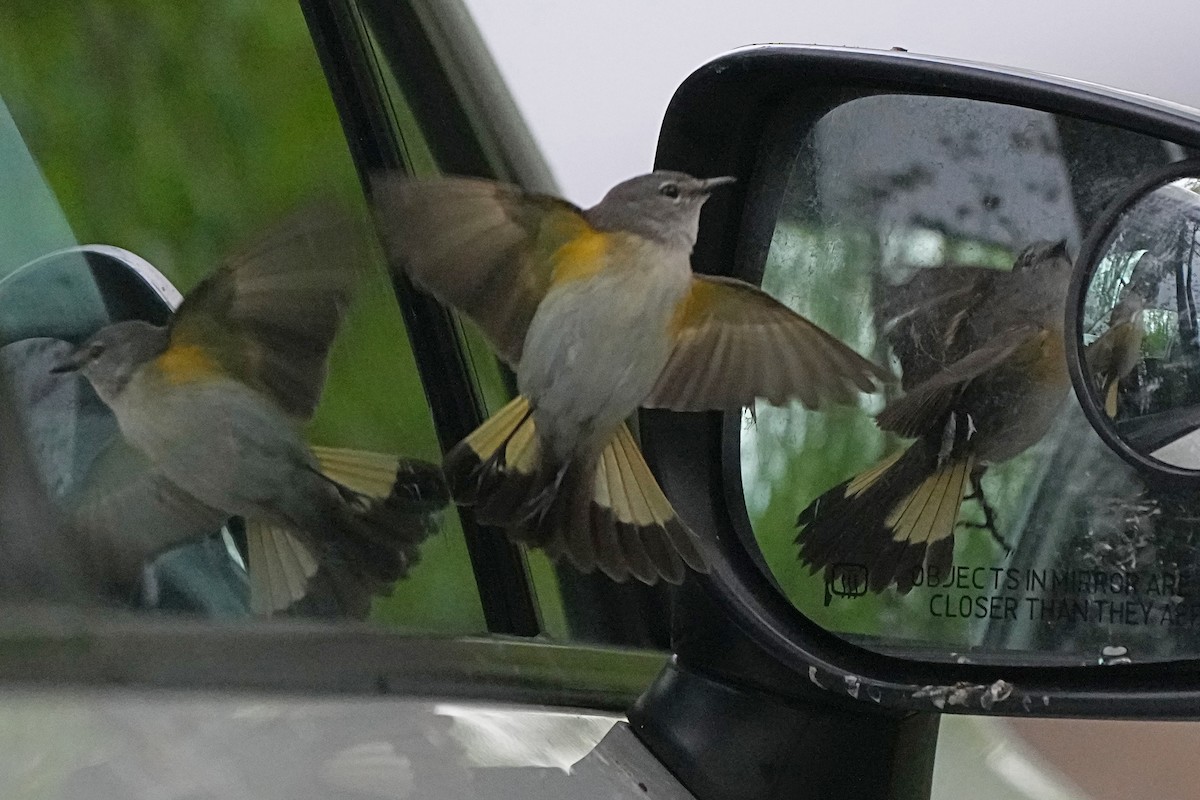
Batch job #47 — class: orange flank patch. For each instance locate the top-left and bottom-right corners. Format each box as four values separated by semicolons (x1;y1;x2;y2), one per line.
550;228;611;285
155;344;224;385
668;279;718;339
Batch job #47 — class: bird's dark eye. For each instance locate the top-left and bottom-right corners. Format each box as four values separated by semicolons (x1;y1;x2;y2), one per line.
87;343;105;360
659;182;680;199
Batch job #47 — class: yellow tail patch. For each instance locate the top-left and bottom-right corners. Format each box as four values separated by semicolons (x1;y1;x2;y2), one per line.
885;457;974;546
247;445;406;616
591;424;707;579
597;425;678;530
312;445;402;497
1105;380;1119;418
462;396;539;471
246;521;318;616
845;449;906;498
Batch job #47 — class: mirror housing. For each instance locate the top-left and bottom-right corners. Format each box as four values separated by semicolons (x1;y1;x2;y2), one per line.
644;45;1200;718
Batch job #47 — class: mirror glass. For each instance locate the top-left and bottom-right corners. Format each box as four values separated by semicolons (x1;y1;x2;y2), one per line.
1077;173;1200;470
739;91;1200;665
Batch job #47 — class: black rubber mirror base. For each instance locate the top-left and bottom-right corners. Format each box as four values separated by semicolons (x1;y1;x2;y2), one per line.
629;581;939;800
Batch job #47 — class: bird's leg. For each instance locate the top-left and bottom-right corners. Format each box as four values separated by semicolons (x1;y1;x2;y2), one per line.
516;461;572;528
960;472;1012;554
389;459;450;511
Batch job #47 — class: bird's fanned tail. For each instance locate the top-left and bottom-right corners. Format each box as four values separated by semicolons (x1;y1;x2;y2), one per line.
444;396;708;584
796;436;973;594
248;446;448;617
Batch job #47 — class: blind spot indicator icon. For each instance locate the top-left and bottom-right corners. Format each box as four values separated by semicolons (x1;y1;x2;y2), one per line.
824;563;869;606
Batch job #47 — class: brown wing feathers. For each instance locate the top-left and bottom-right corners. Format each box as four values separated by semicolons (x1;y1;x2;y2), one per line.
371;175;587;365
169;202;364;420
647;275;890;412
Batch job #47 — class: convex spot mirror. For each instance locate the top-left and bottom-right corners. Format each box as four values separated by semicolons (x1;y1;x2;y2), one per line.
647;45;1200;716
1069;158;1200;475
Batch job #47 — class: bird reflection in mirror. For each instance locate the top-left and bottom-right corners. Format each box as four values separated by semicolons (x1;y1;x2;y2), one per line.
797;241;1074;594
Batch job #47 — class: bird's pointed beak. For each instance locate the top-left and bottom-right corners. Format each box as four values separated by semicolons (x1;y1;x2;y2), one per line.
698;176;737;194
49;348;85;374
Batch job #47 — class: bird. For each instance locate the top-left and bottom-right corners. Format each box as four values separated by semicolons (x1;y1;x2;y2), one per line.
1087;292;1147;418
371;170;891;585
52;203;448;617
796;241;1074;593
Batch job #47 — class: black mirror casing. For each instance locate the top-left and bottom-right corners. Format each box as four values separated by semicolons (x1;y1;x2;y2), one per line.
635;45;1200;731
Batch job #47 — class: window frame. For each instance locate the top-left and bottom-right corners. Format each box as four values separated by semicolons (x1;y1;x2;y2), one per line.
299;0;543;636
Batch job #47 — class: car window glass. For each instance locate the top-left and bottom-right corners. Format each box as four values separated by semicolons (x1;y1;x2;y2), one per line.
0;2;484;632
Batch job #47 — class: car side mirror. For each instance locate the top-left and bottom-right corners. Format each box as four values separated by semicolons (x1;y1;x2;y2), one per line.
642;45;1200;718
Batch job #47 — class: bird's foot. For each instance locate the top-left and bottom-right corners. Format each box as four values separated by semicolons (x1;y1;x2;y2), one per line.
962;473;1011;555
515;463;571;528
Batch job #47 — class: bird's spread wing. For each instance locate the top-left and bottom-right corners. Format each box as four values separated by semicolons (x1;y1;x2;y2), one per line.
371;173;591;365
880;266;997;389
644;275;890;411
875;322;1042;437
166;202;366;420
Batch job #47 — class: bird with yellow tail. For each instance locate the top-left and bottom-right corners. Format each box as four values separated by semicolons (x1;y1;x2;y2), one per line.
797;241;1075;594
54;203;448;616
1087;292;1147;418
372;170;891;585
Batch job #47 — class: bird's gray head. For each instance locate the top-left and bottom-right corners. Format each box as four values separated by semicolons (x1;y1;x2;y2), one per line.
51;320;170;403
1008;240;1075;317
585;171;735;249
